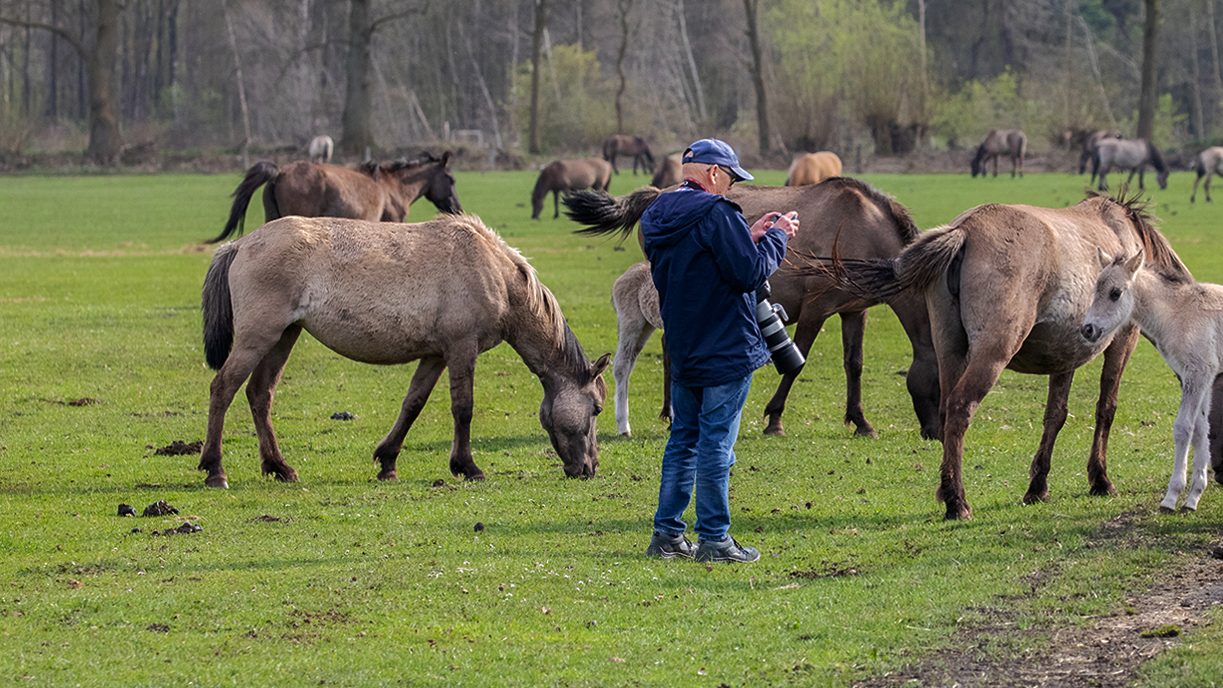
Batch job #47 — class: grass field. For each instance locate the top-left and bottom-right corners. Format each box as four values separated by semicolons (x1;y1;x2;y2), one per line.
0;168;1221;687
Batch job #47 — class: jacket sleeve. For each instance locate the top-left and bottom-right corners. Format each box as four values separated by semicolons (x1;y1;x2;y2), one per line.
704;200;789;293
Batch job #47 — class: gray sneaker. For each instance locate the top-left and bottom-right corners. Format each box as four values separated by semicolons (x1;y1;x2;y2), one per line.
694;536;760;563
646;530;696;559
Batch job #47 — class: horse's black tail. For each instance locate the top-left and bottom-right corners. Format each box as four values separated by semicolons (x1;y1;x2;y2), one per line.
202;244;239;370
208;161;279;243
564;187;662;240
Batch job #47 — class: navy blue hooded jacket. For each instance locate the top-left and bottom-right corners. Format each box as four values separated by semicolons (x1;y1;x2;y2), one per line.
641;186;790;387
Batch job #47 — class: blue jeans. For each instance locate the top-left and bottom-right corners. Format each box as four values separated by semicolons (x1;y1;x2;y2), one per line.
653;375;753;542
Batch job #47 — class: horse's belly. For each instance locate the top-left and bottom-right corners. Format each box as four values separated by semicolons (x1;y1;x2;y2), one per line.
302;312;442;364
1008;321;1108;375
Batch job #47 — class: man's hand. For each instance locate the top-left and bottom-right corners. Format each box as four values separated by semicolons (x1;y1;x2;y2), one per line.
749;212;781;243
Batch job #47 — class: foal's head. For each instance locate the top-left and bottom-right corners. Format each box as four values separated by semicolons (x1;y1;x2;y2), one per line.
1081;248;1143;344
539;349;610;478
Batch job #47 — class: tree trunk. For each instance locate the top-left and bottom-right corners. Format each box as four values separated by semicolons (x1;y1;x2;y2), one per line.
222;0;252;169
528;0;545;154
1192;4;1206;139
614;0;631;134
1208;0;1221;135
675;0;706;125
340;0;374;156
743;0;768;155
1136;0;1159;142
86;0;124;165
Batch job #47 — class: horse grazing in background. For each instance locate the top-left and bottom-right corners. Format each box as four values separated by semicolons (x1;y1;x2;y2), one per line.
210;152;461;243
970;129;1027;178
817;192;1185;519
1190;146;1223;202
602;134;655;175
1094;138;1168;192
1078;129;1121;181
199;215;610;488
566;177;941;442
1081;248;1221;513
650;153;682;188
785;152;843;186
308;135;333;164
531;158;612;220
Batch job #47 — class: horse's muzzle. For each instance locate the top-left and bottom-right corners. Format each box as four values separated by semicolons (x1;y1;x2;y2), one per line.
1080;322;1104;343
563;457;598;479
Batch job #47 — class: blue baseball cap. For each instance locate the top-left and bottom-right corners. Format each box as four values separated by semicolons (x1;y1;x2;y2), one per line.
682;138;754;181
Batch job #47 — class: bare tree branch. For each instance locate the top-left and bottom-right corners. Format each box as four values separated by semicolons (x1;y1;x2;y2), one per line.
0;17;85;56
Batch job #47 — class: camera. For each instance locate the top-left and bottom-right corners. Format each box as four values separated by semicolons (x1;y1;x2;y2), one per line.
755;281;805;375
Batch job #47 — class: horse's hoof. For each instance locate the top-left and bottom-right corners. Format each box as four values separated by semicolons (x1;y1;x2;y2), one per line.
762;421;785;436
1089;482;1117;497
455;469;486;481
852;426;879;439
272;468;300;483
1022;491;1050;505
1179;505;1198;514
943;507;973;521
377;470;398;481
204;475;229;489
1159;505;1177;515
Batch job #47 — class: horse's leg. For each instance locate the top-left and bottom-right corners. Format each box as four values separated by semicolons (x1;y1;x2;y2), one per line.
839;310;877;438
1206;171;1215;203
199;333;286;488
1192;172;1203;203
444;346;485;480
1210;374;1223;485
1180;383;1214;512
1085;324;1139;497
1162;378;1211;512
660;333;672;426
372;356;447;481
246;324;303;482
1023;372;1074;504
891;291;941;440
763;309;829;437
1098;166;1109;191
1127;168;1140;190
613;316;656;437
552;190;560;219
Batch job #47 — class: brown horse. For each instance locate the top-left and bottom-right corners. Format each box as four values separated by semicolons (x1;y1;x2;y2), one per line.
199;214;610;488
650;153;683;188
819;192;1185;519
602;134;655;175
784;152;843;186
565;177;941;441
970;129;1027;178
531;158;612;220
209;152;462;243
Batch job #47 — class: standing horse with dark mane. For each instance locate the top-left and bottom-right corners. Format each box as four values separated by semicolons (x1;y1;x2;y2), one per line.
1077;129;1121;181
199;214;610;488
602;135;655;175
1094;138;1168;191
531;158;612;220
819;192;1185;520
1190;146;1223;202
209;152;462;243
970;129;1027;178
565;177;941;442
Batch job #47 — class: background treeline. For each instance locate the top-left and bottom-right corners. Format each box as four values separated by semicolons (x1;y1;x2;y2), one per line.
0;0;1212;167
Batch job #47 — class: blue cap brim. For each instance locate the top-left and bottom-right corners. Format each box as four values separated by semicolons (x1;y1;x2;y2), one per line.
730;166;754;182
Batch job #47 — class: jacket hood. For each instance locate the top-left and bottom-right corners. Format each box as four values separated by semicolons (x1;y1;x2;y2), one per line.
641;188;737;250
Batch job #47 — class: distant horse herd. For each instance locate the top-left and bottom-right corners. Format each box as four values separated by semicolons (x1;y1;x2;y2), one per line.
194;128;1223;523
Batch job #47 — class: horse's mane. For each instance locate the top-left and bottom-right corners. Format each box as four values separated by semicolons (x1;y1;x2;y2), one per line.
970;143;988;173
459;214;588;374
1145;140;1168;173
821;176;922;246
1088;189;1191;284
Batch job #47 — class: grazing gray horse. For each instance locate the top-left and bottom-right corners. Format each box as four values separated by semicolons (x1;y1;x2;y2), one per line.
1190;146;1223;203
1094;138;1168;192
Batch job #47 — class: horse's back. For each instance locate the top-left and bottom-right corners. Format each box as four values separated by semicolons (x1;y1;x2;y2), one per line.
786;152;842;186
270;161;386;221
226;216;519;364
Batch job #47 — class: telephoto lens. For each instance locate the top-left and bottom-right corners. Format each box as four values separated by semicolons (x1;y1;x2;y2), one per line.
754;281;805;375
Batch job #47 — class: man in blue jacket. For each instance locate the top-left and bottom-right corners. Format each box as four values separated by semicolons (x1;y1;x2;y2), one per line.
642;138;798;563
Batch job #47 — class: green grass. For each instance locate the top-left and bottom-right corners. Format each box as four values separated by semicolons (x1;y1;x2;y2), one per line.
0;169;1221;687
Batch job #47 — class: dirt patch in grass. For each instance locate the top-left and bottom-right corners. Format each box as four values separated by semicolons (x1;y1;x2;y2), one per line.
153;440;202;456
855;511;1223;688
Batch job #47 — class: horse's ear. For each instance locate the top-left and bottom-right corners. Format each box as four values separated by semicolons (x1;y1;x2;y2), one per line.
1124;250;1144;275
440;150;451;168
1095;247;1112;269
591;353;611;377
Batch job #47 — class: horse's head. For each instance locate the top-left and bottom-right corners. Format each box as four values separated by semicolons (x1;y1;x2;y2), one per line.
539;353;610;478
422;151;462;214
1156;166;1169;190
1081;248;1142;344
